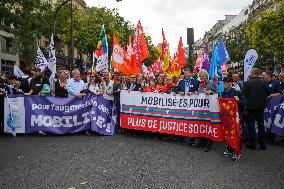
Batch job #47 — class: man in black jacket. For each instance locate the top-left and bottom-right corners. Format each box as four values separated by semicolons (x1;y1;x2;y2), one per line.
243;68;269;150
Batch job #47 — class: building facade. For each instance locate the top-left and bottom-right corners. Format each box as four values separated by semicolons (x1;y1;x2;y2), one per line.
193;0;283;73
0;30;19;76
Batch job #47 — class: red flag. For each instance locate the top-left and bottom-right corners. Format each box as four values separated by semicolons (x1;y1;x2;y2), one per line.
194;52;203;72
125;35;140;76
176;37;186;69
133;20;149;72
219;97;241;156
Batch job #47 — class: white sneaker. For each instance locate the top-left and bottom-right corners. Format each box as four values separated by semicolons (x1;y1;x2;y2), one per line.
38;131;47;136
231;154;241;161
222;150;233;157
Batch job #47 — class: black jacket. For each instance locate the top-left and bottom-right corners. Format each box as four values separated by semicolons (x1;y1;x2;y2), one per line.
243;77;269;110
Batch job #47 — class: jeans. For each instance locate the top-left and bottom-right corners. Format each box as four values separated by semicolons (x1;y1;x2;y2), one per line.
247;109;266;148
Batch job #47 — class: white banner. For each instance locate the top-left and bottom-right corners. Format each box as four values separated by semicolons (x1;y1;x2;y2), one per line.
244;49;258;82
35;45;48;71
120;91;220;113
48;33;56;79
4;96;26;134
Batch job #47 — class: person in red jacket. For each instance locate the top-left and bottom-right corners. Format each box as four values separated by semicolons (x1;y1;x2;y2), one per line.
161;76;176;94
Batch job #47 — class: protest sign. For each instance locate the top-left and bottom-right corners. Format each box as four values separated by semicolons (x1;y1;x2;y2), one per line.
4;94;115;135
120;91;224;141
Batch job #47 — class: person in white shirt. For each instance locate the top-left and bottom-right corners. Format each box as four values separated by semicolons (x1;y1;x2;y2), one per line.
67;69;86;99
232;71;242;92
103;72;114;104
88;74;105;96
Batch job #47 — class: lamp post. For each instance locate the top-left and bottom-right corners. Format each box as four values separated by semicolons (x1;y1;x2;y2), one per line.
52;0;73;72
52;0;123;72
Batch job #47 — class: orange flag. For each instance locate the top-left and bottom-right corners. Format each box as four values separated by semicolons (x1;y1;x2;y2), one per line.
112;34;130;76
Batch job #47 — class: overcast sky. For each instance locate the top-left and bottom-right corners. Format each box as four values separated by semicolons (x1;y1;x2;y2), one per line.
85;0;253;52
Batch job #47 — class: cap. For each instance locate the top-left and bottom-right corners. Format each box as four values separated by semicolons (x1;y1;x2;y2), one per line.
222;76;233;82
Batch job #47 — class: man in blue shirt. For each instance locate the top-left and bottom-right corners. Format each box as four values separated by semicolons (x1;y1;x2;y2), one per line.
262;71;281;96
67;69;87;98
176;67;200;95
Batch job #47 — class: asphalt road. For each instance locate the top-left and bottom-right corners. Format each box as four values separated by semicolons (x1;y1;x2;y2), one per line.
0;133;283;189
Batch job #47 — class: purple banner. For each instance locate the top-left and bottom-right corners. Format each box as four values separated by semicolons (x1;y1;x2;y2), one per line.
264;95;284;137
25;93;115;135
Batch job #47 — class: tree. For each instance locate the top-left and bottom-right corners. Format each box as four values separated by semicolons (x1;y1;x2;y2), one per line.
245;3;284;69
143;35;160;67
0;0;53;63
225;25;250;64
55;6;135;60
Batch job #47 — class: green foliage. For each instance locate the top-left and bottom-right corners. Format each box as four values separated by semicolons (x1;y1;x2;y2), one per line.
143;35;160;67
224;25;250;63
54;5;137;63
0;1;161;67
0;0;53;62
245;4;284;68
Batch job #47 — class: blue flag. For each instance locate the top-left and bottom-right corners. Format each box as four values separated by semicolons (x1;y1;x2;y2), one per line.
217;64;224;95
209;43;218;82
7;103;16;137
217;37;230;65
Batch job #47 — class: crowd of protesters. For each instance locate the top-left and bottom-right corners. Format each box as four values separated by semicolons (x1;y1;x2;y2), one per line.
0;66;283;161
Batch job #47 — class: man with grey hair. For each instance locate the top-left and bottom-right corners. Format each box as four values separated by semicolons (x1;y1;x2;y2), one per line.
66;69;86;98
243;68;269;150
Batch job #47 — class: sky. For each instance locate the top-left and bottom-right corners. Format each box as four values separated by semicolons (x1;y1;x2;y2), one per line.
85;0;253;52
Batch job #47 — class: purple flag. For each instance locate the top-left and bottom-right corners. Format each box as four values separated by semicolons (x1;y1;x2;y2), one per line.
201;44;210;72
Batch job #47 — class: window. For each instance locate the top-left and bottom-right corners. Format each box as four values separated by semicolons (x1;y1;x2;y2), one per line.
0;35;16;54
1;59;15;76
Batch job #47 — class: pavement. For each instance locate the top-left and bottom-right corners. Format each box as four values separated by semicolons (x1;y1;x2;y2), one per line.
0;133;283;189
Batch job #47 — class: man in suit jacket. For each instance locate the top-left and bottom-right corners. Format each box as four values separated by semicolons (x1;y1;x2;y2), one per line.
243;68;269;150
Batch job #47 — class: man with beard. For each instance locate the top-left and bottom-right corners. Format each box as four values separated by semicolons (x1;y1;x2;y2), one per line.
7;75;30;94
